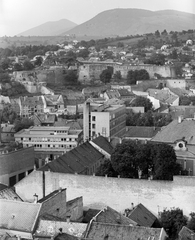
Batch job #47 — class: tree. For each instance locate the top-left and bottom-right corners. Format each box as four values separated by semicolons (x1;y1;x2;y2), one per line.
34;56;43;66
127;69;150;84
151;143;181;180
14;118;34;132
159;208;188;239
161;29;168;36
63;70;78;85
170;49;178;59
155;30;160;37
100;68;113;84
187;212;195;231
113;71;122;81
1;103;18;124
144;53;166;65
23;60;34;70
77;49;90;59
95;159;118;177
131;96;153;112
13;63;23;71
110;141;180;180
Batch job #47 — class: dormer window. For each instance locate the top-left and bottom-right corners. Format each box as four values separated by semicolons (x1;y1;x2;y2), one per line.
174;139;187;151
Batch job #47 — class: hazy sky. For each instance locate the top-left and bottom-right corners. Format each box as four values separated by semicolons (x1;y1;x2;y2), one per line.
0;0;195;36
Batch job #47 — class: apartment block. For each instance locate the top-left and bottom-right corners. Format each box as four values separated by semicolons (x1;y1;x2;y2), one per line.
14;126;83;163
83;101;126;141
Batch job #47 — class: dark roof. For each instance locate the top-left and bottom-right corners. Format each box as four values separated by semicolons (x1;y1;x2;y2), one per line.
95;206;137;226
179;226;195;240
83;209;100;223
118;89;135;97
55;232;80;240
85;222;165;240
92;136;113;154
128;203;157;227
0;187;23;201
38;142;104;174
124;126;161;139
0;183;8;191
38;188;66;203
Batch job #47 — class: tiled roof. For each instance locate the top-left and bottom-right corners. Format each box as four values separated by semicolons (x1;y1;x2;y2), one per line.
35;219;87;238
106;90;120;99
128;204;158;227
83;209;100;223
118;89;134;97
147;88;178;104
124;126;161;139
34;114;56;124
21;96;44;107
0;188;23;201
0;199;41;232
85;222;165;240
0;184;8;191
55;232;79;240
169;106;195;119
92;136;113;154
151;118;195;144
38;142;103;174
44;95;64;105
38;188;66;203
179;226;195;240
94;206;137;226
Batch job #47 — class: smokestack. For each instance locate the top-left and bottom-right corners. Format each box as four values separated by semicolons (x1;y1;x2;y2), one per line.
42;171;45;198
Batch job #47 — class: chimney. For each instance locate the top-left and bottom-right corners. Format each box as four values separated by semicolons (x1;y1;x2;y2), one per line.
178;115;183;123
66;215;71;223
58;187;62;192
33;193;38;203
59;228;63;235
131;203;134;210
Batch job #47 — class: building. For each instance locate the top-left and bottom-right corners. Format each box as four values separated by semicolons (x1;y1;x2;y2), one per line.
1;123;15;144
0;146;35;186
39;141;105;175
151;117;195;175
83;101;126;141
44;95;64;113
20;96;45;117
14;126;83;162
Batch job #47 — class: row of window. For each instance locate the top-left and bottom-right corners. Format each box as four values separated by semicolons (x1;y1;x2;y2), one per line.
25;144;75;149
21;137;77;142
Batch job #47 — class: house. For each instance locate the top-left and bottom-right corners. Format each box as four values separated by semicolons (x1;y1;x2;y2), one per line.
10;98;21;116
44;95;64;113
83;206;137;226
14;126;83;163
32;113;56;126
38;141;105;175
118;89;135;102
90;135;113;159
151;117;195;175
84;222;167;240
100;90;120;100
147;88;179;110
126;203;161;228
123;126;161;142
1;123;15;143
178;226;195;240
83;101;126;141
0;146;35;186
20;96;45;117
169;106;195;120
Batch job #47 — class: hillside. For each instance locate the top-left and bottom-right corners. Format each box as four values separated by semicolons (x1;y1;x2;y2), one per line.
18;19;77;36
65;8;195;37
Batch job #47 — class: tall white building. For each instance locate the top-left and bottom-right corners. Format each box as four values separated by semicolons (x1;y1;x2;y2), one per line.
83;101;126;141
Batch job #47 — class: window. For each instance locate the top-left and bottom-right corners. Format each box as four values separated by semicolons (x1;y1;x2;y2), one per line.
92;116;96;121
9;175;16;187
18;172;25;181
92;124;96;129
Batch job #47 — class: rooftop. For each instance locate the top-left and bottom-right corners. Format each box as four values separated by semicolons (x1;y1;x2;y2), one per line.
151;118;195;144
124;126;161;139
92;136;113;155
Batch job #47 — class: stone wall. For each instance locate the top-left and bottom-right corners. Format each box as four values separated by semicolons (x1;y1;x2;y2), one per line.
15;171;195;216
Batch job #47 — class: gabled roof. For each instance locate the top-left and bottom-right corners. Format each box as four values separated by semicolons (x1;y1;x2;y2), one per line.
85;222;165;240
93;206;137;226
0;199;41;233
0;187;23;201
127;203;158;227
55;232;80;240
21;96;44;107
44;95;64;105
124;126;161;139
118;89;135;97
106;90;120;99
38;141;104;174
147;88;178;105
179;226;195;240
38;188;66;203
92;136;113;155
83;209;100;223
151;118;195;144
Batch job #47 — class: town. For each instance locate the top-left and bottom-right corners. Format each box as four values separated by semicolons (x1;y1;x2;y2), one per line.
1;4;195;240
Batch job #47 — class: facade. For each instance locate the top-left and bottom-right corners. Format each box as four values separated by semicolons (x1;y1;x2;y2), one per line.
0;146;35;186
19;96;45;117
83;101;126;141
14;126;83;162
44;95;64;113
1;123;15;143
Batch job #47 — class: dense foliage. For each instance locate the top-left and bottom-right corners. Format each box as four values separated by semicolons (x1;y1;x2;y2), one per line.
159;208;188;240
100;67;113;84
126;110;172;127
130;96;153;112
126;69;150;84
14;118;34;132
96;141;181;180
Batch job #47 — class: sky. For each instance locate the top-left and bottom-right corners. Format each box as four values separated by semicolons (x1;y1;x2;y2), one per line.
0;0;195;36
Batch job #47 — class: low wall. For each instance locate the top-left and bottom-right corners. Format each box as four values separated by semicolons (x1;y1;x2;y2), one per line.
15;171;195;216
